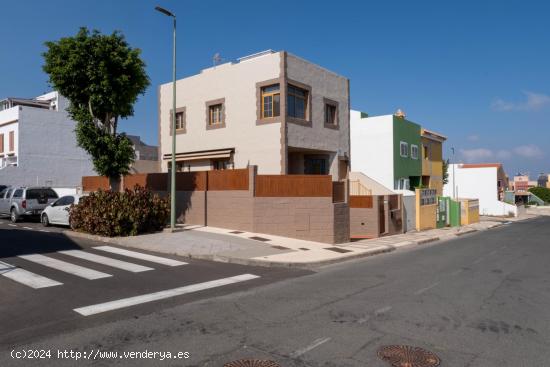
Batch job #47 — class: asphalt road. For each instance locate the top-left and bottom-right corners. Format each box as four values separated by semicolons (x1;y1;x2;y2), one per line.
1;216;550;366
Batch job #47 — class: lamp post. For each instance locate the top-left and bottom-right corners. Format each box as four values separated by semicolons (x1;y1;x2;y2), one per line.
155;5;177;231
451;147;456;199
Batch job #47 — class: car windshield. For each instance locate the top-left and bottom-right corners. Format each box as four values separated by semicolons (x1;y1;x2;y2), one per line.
26;189;59;200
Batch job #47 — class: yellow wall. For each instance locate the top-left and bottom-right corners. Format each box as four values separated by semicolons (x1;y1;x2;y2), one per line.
460;199;480;225
415;189;437;230
421;134;444;195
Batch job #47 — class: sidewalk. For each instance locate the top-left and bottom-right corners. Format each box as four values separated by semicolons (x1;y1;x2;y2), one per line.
65;215;535;269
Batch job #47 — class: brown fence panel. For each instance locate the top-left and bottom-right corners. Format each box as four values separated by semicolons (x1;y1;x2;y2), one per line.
207;169;249;191
176;171;207;191
255;175;332;197
349;195;374;208
332;181;346;203
82;176;110;192
124;173;168;191
389;194;400;210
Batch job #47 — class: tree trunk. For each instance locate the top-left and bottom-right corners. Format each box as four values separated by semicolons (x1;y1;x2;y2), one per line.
109;176;122;192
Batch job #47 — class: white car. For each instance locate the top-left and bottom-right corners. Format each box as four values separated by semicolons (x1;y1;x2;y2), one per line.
41;194;85;227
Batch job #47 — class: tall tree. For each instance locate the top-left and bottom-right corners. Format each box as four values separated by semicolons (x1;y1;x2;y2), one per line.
442;159;450;185
43;27;150;183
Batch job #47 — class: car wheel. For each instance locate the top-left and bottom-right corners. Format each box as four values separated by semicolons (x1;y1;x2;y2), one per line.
10;209;19;223
42;213;50;227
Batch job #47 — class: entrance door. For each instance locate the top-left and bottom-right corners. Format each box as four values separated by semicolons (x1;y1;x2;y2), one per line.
378;198;386;234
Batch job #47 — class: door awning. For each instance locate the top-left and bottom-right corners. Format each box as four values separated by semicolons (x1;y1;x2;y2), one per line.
162;148;234;161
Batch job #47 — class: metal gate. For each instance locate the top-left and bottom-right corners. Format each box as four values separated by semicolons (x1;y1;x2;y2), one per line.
436;196;449;228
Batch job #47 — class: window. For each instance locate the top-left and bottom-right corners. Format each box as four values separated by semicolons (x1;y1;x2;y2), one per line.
55;196;75;206
411;144;419;159
13;189;23;198
26;188;58;200
423;144;429;160
209;104;223;125
212;159;229;170
395;178;410;190
0;133;4;153
324;102;337;126
261;84;280;118
175;111;185;130
399;141;409;157
9;131;14;151
287;85;308;119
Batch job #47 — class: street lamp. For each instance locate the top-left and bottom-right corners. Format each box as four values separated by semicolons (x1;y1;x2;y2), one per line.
451;147;456;199
155;5;177;232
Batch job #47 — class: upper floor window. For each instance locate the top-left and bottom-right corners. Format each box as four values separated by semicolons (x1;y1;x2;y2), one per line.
261;84;280;118
8;131;14;152
209;104;223;125
325;103;337;126
287;85;308;119
0;133;4;154
399;141;409;158
175;111;185;130
423;144;429;160
411;144;419;160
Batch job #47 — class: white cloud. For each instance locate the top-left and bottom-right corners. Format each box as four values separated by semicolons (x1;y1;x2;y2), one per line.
467;134;480;142
513;144;544;159
496;150;512;159
491;91;550;111
459;148;494;162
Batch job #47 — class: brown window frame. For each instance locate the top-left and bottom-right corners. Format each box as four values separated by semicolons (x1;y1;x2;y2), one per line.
323;98;339;129
261;84;280;119
8;131;14;152
169;107;186;135
0;133;4;154
286;79;312;126
205;98;226;130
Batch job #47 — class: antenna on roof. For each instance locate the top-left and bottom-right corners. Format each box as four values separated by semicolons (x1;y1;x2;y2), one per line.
213;52;222;66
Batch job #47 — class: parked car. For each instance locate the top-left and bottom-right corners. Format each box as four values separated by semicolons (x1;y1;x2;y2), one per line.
0;185;7;192
41;194;85;227
0;187;59;223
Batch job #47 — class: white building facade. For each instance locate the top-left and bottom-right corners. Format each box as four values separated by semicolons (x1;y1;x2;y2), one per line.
443;163;517;216
0;92;95;187
158;50;350;181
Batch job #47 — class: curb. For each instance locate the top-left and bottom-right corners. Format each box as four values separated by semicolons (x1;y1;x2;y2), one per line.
455;229;478;236
415;237;440;245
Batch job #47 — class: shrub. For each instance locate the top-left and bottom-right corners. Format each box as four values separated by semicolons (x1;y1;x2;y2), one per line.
70;186;169;237
529;187;550;204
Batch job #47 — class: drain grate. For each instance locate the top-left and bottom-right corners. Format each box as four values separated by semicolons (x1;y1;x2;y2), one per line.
324;247;352;253
224;359;281;367
271;245;290;250
230;231;245;234
377;345;441;367
249;236;271;242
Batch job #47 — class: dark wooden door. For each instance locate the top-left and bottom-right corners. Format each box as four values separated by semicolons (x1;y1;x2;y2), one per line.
379;198;385;234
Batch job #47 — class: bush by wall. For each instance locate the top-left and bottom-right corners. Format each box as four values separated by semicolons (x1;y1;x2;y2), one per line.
70;186;169;236
529;187;550;204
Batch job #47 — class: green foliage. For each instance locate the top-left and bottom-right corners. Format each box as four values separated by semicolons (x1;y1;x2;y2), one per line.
70;186;169;237
529;187;550;203
75;122;135;178
442;159;449;185
42;27;150;178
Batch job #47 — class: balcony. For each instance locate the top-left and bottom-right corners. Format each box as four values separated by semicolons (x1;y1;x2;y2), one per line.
0;155;18;169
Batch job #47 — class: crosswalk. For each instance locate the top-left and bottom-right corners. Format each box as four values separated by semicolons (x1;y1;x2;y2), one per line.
1;247;186;289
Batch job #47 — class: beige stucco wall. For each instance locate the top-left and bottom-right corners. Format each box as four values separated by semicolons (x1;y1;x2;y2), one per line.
159;52;283;174
285;54;350;178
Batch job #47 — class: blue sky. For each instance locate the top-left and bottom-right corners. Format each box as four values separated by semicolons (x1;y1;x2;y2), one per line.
1;0;549;178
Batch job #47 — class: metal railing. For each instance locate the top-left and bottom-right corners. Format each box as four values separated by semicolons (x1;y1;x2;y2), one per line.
0;155;17;170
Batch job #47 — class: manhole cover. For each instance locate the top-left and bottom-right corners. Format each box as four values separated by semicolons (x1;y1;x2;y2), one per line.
377;345;440;367
224;359;281;367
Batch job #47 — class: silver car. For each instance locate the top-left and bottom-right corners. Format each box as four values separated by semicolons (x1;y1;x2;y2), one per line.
0;187;59;223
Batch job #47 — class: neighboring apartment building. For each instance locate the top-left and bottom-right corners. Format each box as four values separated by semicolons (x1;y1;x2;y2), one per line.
127;135;159;174
443;163;517;216
158;50;350;181
512;174;531;192
351;110;435;191
0;91;95;187
537;173;550;188
421;128;447;194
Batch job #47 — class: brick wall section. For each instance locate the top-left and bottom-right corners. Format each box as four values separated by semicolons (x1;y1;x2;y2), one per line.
206;191;254;232
333;202;350;243
350;196;380;238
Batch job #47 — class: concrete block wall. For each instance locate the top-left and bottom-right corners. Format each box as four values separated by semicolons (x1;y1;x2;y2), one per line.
206;190;254;232
350;196;380;238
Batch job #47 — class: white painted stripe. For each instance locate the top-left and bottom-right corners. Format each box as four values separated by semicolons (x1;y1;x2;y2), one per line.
374;306;392;316
94;246;187;266
290;337;331;358
8;224;16;227
19;254;112;280
59;250;154;273
414;281;440;295
23;227;32;230
74;273;260;316
0;260;62;289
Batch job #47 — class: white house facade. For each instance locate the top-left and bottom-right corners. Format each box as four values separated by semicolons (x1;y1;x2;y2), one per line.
0;91;95;187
